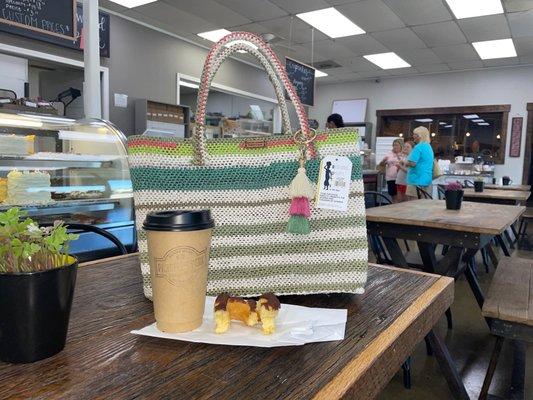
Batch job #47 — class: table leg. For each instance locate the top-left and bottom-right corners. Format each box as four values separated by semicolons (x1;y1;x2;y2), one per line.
509;340;525;400
382;237;408;268
426;330;470;400
496;235;511;257
464;262;485;310
479;336;504;400
504;230;515;250
510;224;519;245
417;241;437;273
486;243;500;269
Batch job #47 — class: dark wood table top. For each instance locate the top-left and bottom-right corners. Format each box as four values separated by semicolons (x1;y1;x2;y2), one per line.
463;188;530;202
483;257;533;327
485;184;531;192
365;199;525;235
0;254;453;400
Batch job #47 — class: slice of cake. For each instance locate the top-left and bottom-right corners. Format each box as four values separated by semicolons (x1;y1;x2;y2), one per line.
0;135;31;155
0;178;6;203
6;170;52;204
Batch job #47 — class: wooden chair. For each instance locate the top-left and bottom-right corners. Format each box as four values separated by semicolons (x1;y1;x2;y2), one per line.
479;257;533;400
517;207;533;248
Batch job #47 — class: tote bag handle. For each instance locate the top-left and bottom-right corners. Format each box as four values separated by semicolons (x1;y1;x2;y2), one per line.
194;31;312;166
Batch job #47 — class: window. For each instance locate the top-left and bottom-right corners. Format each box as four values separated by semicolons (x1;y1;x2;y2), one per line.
376;105;510;164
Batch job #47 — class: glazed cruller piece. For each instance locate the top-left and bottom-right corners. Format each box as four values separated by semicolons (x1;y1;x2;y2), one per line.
214;292;281;335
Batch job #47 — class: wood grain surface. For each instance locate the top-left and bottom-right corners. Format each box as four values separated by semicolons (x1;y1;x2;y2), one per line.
365;199;525;235
482;257;533;326
0;255;453;400
462;188;530;201
485;184;531;192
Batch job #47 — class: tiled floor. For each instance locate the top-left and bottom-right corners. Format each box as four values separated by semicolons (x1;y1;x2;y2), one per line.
376;238;533;399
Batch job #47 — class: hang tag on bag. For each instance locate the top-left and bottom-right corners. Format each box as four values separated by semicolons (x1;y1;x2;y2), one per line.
315;156;352;212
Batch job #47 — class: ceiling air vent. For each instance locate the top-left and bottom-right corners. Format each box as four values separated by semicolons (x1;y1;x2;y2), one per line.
312;60;342;70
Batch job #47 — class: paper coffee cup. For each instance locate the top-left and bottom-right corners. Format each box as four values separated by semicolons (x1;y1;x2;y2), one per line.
143;210;214;333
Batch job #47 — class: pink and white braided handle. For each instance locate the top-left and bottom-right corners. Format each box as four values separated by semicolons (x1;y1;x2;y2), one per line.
194;31;313;165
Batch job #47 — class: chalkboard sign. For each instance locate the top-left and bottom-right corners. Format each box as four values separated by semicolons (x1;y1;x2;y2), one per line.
0;2;110;57
285;57;315;107
0;0;76;40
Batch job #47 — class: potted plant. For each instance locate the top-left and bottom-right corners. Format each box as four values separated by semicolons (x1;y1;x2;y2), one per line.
444;181;464;210
474;177;485;192
0;208;79;363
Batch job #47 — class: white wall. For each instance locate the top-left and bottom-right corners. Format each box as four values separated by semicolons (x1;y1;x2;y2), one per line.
0;53;27;98
311;66;533;182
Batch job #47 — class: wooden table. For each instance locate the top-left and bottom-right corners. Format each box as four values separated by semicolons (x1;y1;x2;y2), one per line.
480;257;533;399
462;188;530;205
485;184;531;192
366;200;525;313
0;254;469;400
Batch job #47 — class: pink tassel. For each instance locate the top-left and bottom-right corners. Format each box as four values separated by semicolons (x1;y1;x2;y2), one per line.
289;197;311;218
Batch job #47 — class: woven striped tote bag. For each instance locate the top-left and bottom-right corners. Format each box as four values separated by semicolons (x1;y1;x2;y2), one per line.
127;32;368;299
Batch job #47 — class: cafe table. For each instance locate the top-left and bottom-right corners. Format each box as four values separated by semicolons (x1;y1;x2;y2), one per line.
0;254;470;400
366;199;525;313
485;184;531;192
462;188;530;205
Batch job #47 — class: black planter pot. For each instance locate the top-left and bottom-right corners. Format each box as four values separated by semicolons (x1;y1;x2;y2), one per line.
474;181;484;192
0;258;77;363
502;177;512;186
445;190;464;210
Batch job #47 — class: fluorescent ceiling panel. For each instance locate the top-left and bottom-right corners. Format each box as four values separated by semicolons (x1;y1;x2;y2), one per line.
415;118;433;122
472;38;517;59
108;0;157;8
463;114;479;119
445;125;453;128
478;122;490;125
439;122;446;125
445;0;503;19
296;7;365;38
472;119;484;122
315;70;328;78
363;52;410;69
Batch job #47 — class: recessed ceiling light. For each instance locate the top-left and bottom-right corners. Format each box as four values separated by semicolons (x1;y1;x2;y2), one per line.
473;38;517;60
496;134;501;139
463;114;479;119
466;132;471;137
472;119;484;122
363;52;410;69
315;69;328;78
445;0;503;19
108;0;157;8
439;122;446;125
415;118;433;122
478;122;490;126
445;125;453;128
197;29;232;42
296;7;365;38
431;132;436;137
399;133;404;137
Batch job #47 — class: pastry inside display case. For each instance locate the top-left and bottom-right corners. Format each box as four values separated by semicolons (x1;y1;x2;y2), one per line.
0;111;134;261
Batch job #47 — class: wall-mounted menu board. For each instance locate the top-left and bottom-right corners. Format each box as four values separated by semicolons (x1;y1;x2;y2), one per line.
0;2;110;57
0;0;76;40
285;57;315;107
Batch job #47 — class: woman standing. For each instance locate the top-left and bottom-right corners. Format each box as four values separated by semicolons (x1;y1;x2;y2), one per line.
380;139;403;197
406;126;434;198
395;140;413;197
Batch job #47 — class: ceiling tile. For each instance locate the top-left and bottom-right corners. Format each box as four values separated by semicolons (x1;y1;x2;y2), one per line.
161;0;251;27
344;56;380;72
268;0;331;14
503;0;533;12
447;60;484;70
213;0;287;21
382;0;452;25
507;11;533;37
232;22;272;35
412;21;466;47
356;70;391;78
483;57;521;67
387;67;418;75
416;63;451;72
336;0;405;33
327;66;354;76
128;2;215;34
432;44;479;61
514;36;533;55
335;35;389;56
324;0;362;5
258;16;329;44
519;54;533;63
312;40;356;60
316;75;343;84
398;48;442;65
371;28;427;50
457;14;511;42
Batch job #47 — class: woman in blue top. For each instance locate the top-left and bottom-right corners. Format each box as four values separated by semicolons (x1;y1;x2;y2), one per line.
406;126;434;198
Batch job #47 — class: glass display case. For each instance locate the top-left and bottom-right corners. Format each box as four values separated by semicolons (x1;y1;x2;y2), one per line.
0;110;134;261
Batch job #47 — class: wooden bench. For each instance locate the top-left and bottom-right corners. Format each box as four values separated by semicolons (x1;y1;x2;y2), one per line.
480;257;533;400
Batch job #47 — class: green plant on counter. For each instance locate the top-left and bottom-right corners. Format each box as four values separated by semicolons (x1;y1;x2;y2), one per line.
0;208;79;273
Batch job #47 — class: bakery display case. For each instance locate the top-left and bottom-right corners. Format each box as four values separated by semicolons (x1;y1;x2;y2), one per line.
0;110;134;261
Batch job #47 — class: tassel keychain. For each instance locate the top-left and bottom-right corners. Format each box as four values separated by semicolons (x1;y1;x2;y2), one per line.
287;147;315;234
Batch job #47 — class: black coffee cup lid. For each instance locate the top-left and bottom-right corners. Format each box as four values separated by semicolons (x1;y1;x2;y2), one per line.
143;210;214;232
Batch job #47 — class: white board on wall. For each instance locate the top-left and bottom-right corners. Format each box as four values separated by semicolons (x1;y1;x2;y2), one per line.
332;98;368;123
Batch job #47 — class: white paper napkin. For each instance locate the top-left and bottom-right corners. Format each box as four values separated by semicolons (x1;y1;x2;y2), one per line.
131;296;347;347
